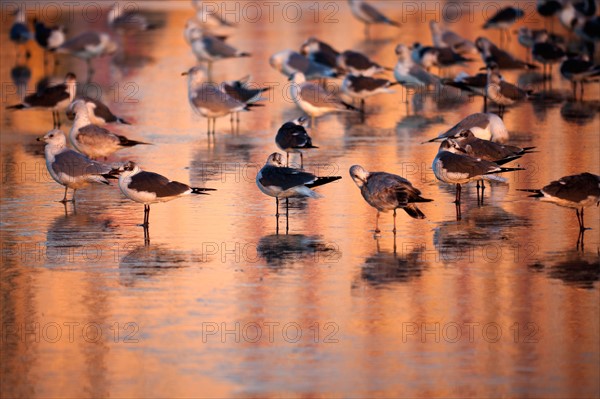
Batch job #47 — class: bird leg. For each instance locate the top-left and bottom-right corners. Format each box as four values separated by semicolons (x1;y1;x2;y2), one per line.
142;204;150;227
275;197;279;217
454;183;462;204
55;110;61;128
364;24;370;40
374;211;381;235
476;180;481;204
455;201;462;221
286;152;290;167
230;113;234;134
392;209;397;234
300;152;304;169
143;224;150;246
59;186;69;203
480;180;485;205
285;198;289;235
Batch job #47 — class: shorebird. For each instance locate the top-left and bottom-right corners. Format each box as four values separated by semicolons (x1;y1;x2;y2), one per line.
429;21;477;55
275;117;317;168
190;33;250;77
221;76;270;132
299;37;341;71
68;99;149;160
183;66;258;137
485;63;531;117
270;50;338;80
37;129;117;203
33;19;65;70
432;139;524;205
531;31;565;79
55;32;118;80
350;165;433;234
192;0;237;37
9;7;31;60
560;56;600;100
118;161;216;227
348;0;400;39
6;72;77;128
483;7;524;46
443;71;488;98
256;153;341;216
66;96;131;125
519;172;600;231
393;44;440;102
289;72;357;126
341;74;397;115
108;4;156;33
423;112;509;143
337;50;390;76
476;37;537;70
451;130;536;165
411;42;473;72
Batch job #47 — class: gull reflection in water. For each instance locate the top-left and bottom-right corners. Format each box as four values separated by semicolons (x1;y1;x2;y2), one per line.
257;234;340;268
560;100;599;125
359;235;427;287
529;250;600;289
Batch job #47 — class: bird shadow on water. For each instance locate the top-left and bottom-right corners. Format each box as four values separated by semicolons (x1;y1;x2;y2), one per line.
560;100;600;125
257;233;341;270
528;249;600;290
355;234;427;288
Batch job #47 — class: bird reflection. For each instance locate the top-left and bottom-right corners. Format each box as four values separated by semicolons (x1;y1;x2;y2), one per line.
529;250;599;289
257;234;340;268
360;236;426;287
118;244;193;285
560;100;599;125
10;63;31;100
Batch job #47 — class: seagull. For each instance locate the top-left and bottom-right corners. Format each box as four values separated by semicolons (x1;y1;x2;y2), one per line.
37;129;117;203
6;72;77;128
432;139;524;204
9;7;31;60
118;161;216;227
560;56;600;100
411;42;473;72
289;72;358;126
443;71;488;97
485;63;531;117
483;7;524;46
423;112;509;143
347;0;400;38
66;96;131;125
108;4;156;33
33;18;65;69
429;21;477;55
192;0;237;37
275;117;318;168
393;44;441;95
337;50;390;76
183;66;258;137
476;37;537;70
68;99;149;160
256;152;341;216
341;74;397;114
349;165;433;234
531;31;565;79
190;33;250;77
451;130;536;164
221;75;270;131
270;50;338;80
518;173;600;231
55;31;118;80
299;37;341;71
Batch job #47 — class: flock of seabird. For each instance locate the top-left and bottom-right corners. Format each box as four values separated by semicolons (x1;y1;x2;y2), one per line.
6;1;600;240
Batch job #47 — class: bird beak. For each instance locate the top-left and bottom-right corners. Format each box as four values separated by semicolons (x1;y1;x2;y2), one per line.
181;71;189;76
479;66;488;71
36;136;44;142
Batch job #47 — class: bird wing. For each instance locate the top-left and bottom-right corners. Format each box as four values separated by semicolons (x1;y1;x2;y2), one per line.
52;150;111;177
542;173;600;203
300;83;344;109
60;31;100;52
127;171;190;198
76;124;120;147
203;36;239;57
259;166;316;190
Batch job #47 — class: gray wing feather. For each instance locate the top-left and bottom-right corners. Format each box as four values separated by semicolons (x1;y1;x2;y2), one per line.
192;88;245;113
301;84;345;109
53;150;112;177
77;124;120;147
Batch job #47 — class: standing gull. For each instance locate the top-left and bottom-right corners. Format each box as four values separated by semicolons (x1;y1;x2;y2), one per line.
275;117;318;168
37;129;117;203
483;7;524;46
289;72;357;126
270;50;338;80
256;153;341;216
68;99;149;160
300;37;341;72
350;165;433;234
485;63;531;117
337;50;390;77
429;21;476;55
452;130;535;164
348;0;400;38
423;112;509;143
393;44;440;91
519;173;600;231
190;33;250;77
341;74;397;115
432;139;524;205
118;161;216;227
411;42;473;73
221;76;270;132
6;72;77;128
56;31;118;80
476;37;537;70
183;66;258;137
531;31;565;80
560;56;600;100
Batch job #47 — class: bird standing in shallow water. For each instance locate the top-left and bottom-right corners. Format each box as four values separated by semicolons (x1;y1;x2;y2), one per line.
38;130;117;203
118;161;216;227
275;117;318;168
350;165;433;235
348;0;400;39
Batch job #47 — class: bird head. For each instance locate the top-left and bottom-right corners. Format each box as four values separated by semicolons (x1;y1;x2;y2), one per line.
349;165;369;187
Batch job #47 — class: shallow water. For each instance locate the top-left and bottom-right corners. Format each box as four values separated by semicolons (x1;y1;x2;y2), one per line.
1;1;599;398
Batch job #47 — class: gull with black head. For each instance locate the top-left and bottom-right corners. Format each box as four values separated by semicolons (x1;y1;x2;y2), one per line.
275;117;318;168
